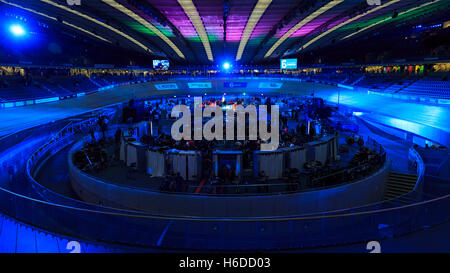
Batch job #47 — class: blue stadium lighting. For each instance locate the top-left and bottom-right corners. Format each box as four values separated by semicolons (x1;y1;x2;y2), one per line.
1;0;450;254
9;24;26;37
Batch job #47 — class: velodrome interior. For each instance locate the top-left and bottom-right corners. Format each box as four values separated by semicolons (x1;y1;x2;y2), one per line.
0;0;449;253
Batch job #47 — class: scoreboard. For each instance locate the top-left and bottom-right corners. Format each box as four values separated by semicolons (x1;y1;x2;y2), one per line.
280;59;298;69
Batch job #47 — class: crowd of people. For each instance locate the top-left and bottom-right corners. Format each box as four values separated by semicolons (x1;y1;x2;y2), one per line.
117;95;358;193
71;94;385;195
133;95;334;175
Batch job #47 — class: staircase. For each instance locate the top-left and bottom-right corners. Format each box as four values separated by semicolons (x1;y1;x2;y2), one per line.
393;78;419;94
351;75;365;86
56;84;72;95
384;172;417;200
40;84;61;97
88;78;103;88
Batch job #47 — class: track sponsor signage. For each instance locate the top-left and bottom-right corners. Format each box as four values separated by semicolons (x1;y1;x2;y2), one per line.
188;82;212;89
258;82;283;89
224;82;247;88
154;83;179;90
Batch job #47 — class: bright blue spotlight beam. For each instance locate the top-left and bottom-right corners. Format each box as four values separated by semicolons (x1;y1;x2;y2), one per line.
223;62;231;70
9;24;26;37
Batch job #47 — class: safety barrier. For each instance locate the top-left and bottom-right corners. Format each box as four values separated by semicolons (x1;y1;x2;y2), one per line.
0;91;448;250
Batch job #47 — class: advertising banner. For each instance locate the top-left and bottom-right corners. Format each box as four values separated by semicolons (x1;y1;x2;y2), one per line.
258;82;283;89
154;83;179;90
188;82;212;89
224;82;247;88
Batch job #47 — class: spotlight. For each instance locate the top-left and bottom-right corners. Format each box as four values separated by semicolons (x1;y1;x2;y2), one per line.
9;24;26;37
222;62;231;70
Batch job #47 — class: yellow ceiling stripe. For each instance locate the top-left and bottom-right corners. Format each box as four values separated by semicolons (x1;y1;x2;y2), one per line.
342;0;440;40
299;0;401;51
1;0;110;43
236;0;272;61
62;21;111;43
264;0;343;58
40;0;152;53
101;0;185;59
178;0;214;61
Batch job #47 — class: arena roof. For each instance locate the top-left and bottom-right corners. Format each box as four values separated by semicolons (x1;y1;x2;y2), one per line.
1;0;449;64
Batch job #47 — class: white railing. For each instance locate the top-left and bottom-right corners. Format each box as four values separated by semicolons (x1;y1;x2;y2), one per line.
26;108;116;179
408;147;426;191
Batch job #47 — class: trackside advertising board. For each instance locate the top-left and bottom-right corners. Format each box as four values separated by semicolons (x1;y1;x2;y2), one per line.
188;82;212;89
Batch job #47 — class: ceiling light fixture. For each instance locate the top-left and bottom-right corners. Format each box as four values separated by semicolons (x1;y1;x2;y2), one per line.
40;0;151;53
236;0;272;61
1;0;110;43
101;0;185;59
264;0;344;58
342;0;440;40
177;0;214;61
298;0;400;52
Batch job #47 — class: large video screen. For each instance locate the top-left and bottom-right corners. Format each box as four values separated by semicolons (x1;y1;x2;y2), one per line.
280;58;298;69
153;60;170;70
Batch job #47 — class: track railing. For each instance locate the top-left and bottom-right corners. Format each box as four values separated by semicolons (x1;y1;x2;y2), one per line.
25;108;117;203
408;147;426;191
0;96;448;250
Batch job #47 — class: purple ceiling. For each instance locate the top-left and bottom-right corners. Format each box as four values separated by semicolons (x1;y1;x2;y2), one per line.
7;0;444;64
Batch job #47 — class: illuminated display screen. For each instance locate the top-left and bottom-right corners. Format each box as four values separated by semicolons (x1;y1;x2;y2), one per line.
280;59;298;69
153;60;170;70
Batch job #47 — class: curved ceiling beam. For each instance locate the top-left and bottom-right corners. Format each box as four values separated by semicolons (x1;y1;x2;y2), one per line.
264;0;344;59
123;0;198;61
177;0;214;62
298;0;400;52
39;0;152;53
236;0;273;61
101;0;185;59
342;0;441;40
1;0;110;43
277;13;342;59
